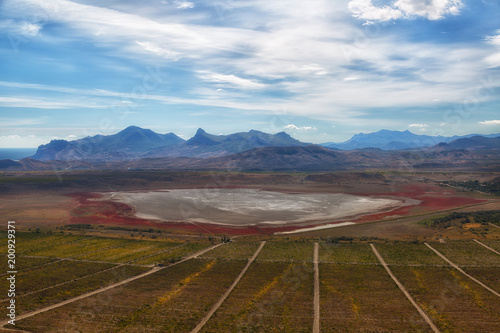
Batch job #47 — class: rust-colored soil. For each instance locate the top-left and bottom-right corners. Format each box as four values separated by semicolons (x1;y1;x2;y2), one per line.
66;183;488;236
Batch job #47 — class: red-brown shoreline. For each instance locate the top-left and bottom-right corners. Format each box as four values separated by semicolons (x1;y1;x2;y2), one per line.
66;183;487;235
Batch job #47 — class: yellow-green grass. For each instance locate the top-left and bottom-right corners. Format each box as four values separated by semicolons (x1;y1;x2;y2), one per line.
257;241;313;262
430;240;500;266
131;241;212;266
201;261;314;332
390;266;500;332
16;259;246;332
1;264;150;316
375;242;447;266
320;263;432;332
198;241;261;260
318;242;378;264
76;239;183;263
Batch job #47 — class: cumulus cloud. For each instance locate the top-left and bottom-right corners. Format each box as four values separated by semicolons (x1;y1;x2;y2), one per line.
283;124;317;130
348;0;403;22
349;0;463;23
478;120;500;125
395;0;462;20
409;123;429;132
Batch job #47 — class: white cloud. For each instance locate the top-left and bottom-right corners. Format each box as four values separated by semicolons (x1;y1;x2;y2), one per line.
409;123;429;128
478;120;500;125
0;96;107;109
174;1;194;10
485;32;500;68
395;0;462;20
18;21;42;37
348;0;403;22
0;117;48;127
283;124;317;130
135;41;180;60
348;0;463;23
197;71;266;90
0;0;495;130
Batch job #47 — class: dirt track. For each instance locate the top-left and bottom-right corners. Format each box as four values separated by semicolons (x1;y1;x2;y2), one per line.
0;243;223;329
371;244;441;333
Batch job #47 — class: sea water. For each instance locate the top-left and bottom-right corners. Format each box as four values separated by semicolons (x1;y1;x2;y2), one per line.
0;148;37;161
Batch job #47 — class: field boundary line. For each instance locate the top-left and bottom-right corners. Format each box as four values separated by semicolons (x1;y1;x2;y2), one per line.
0;243;223;328
424;243;500;297
313;242;320;333
472;239;500;255
0;258;63;278
0;264;125;302
370;244;440;333
489;223;500;230
126;242;188;265
190;241;266;333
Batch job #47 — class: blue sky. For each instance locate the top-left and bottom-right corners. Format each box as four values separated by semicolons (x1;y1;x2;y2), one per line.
1;0;499;147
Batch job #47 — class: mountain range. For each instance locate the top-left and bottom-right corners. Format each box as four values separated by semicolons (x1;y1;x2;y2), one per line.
1;126;498;172
321;129;500;150
31;126;499;162
32;126;309;161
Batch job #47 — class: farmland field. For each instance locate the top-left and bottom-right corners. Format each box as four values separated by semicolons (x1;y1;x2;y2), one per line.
318;242;378;264
374;242;447;266
1;231;500;332
482;240;500;252
15;259;248;332
198;241;262;260
430;240;500;266
257;241;314;261
389;266;500;332
320;263;432;332
201;261;315;332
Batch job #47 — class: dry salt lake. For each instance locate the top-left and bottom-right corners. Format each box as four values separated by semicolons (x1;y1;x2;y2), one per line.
105;189;411;227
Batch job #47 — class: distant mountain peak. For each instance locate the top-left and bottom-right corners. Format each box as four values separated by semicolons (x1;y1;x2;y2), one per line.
195;128;206;134
322;129;500;151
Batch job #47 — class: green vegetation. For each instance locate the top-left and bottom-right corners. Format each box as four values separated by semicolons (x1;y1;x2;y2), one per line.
419;210;500;228
131;241;212;266
77;239;184;263
375;242;446;266
443;180;500;195
430;240;500;266
318;242;378;264
257;241;313;261
0;256;56;272
199;241;261;260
